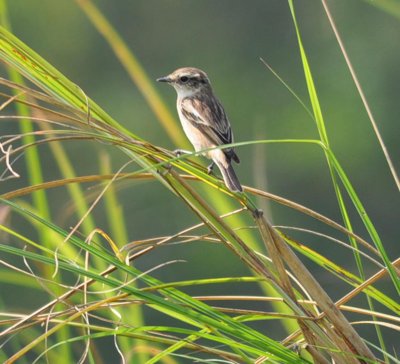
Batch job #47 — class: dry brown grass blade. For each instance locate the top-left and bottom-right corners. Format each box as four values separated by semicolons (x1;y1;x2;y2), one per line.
254;212;328;361
0;166;383;362
246;185;378;256
255;209;294;297
164;170;359;363
259;211;340;364
0;201;243;338
255;210;354;364
195;296;400;323
336;257;400;307
255;213;377;363
282;257;400;352
1;173;377;257
1;312;243;362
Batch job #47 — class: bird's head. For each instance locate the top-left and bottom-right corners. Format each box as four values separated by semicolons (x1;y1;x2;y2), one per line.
157;67;211;97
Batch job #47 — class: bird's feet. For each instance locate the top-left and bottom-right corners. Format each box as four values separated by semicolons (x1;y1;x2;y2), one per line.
207;162;215;175
173;149;191;157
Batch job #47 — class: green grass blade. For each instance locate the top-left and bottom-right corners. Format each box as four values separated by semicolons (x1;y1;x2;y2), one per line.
0;198;310;363
74;0;301;336
99;152;148;363
285;234;399;314
75;0;189;149
288;0;399;296
326;149;400;293
0;1;50;229
0;26;131;135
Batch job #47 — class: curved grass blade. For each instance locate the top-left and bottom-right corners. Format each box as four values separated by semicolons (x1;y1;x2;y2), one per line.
288;0;399;295
0;198;310;363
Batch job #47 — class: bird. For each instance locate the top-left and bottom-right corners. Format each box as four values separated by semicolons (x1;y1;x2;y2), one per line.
157;67;242;192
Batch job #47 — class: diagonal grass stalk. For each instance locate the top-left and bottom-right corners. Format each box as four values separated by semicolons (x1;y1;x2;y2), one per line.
73;0;301;336
0;4;394;361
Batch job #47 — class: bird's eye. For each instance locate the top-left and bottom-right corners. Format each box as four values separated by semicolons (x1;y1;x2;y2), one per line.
180;76;189;83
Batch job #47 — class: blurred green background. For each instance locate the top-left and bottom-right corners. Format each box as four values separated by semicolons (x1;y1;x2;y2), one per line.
1;0;399;354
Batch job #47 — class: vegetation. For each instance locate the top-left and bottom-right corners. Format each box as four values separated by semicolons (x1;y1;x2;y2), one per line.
0;1;398;363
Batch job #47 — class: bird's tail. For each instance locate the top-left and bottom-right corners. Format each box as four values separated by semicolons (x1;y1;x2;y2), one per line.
217;162;243;192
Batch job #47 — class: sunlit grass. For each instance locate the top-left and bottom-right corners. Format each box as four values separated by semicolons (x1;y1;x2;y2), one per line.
0;1;398;363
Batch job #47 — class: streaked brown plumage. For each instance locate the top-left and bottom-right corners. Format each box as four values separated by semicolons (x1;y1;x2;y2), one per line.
157;67;242;192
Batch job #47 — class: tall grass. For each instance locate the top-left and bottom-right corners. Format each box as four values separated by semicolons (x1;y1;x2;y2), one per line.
0;1;398;363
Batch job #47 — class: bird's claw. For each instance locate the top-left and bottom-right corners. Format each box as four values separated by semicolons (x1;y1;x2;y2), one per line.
173;149;190;157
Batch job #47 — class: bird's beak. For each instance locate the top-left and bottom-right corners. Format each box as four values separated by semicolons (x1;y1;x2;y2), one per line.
156;76;172;83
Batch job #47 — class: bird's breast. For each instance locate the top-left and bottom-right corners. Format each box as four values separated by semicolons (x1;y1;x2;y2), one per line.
177;102;213;155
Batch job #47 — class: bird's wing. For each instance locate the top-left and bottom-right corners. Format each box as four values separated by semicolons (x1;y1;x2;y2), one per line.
180;96;233;146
